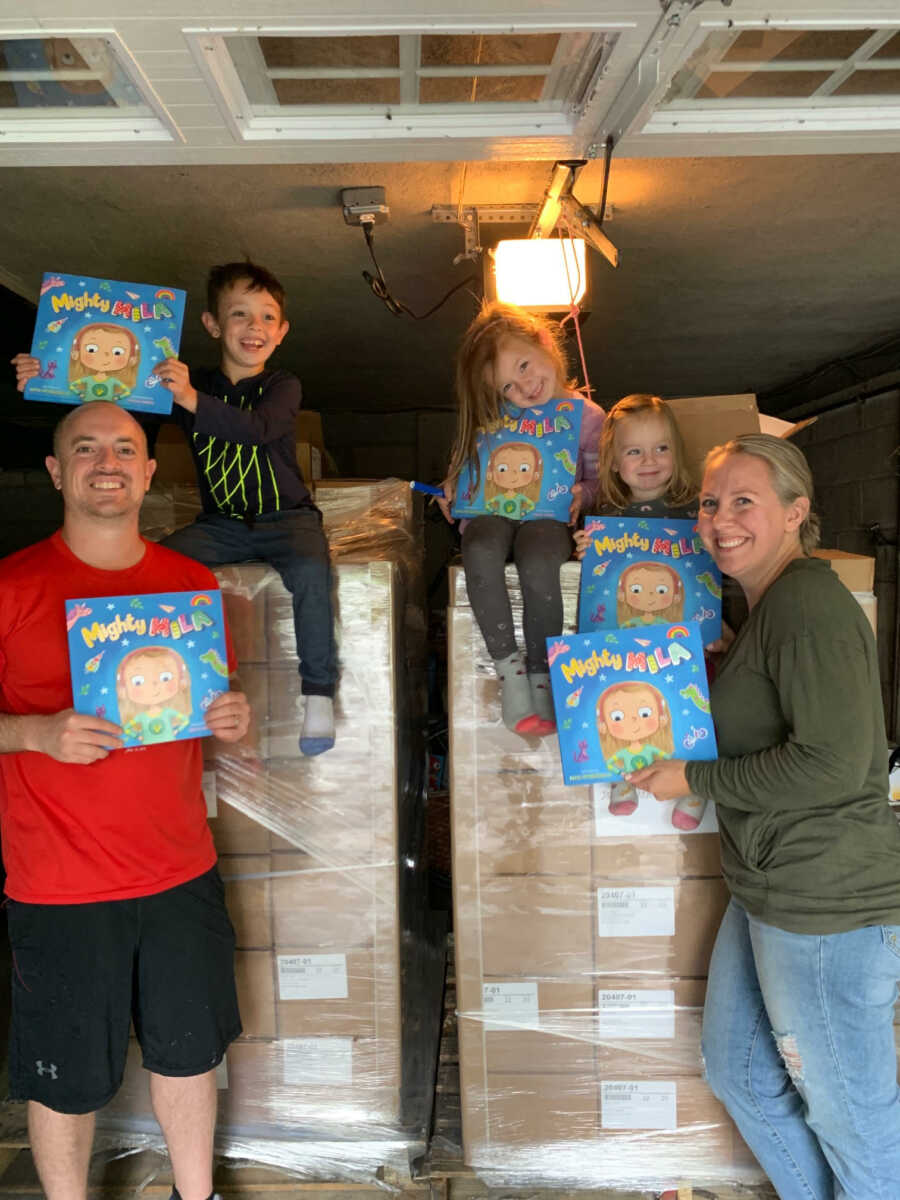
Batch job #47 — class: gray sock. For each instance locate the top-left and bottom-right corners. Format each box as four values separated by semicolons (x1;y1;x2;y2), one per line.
493;651;534;732
529;672;555;723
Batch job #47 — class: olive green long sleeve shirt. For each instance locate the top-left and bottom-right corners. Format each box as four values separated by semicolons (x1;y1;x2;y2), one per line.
687;557;900;934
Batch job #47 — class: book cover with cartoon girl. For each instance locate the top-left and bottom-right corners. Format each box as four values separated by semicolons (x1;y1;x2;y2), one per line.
65;589;228;747
578;516;723;646
451;398;584;522
24;271;186;415
546;624;717;787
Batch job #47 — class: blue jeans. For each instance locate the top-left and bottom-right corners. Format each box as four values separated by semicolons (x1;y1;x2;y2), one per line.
702;899;900;1199
161;509;337;696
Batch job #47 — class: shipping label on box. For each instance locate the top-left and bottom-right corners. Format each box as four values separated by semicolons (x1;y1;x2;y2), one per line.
278;952;349;1001
596;988;676;1040
482;981;540;1032
600;1080;678;1130
597;885;676;938
282;1037;353;1086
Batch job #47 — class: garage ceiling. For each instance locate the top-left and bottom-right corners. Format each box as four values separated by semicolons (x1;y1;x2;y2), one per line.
2;1;900;436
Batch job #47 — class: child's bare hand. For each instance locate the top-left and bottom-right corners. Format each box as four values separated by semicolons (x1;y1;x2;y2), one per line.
11;353;40;393
573;528;590;561
568;482;583;526
153;358;198;412
437;479;456;524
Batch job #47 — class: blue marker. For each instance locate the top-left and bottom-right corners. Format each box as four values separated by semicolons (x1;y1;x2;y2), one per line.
409;481;445;497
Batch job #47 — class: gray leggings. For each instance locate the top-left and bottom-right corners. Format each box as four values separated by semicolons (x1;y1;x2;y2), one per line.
461;515;573;670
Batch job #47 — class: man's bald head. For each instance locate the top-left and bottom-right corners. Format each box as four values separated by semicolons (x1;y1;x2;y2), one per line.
52;402;148;461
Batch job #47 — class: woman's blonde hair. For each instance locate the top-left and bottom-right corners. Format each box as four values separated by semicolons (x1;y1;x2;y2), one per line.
69;322;141;391
595;681;675;762
116;646;192;725
446;301;573;489
597;394;695;510
704;433;821;555
616;561;684;625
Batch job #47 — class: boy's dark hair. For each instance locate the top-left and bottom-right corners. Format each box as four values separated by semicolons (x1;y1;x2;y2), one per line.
206;261;286;319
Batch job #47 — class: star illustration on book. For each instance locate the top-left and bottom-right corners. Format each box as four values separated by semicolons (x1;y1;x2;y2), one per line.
121;639;129;647
665;674;674;683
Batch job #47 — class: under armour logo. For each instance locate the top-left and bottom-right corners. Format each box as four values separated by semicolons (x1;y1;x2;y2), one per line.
35;1061;58;1080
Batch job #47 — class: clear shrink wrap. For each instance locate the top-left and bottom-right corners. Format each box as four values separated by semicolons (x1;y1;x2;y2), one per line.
449;562;769;1190
94;481;442;1182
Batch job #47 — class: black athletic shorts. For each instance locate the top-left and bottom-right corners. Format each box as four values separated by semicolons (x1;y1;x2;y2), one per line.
6;865;242;1114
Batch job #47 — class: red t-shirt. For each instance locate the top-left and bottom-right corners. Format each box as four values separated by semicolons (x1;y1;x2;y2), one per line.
0;532;235;904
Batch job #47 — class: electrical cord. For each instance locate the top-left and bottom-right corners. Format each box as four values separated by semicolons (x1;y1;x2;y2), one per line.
361;222;478;320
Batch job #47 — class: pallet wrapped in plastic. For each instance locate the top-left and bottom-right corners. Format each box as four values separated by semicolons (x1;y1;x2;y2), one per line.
94;481;442;1181
449;562;768;1190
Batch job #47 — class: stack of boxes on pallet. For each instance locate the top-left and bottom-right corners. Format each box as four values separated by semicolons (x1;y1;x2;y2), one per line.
449;561;763;1189
101;477;435;1170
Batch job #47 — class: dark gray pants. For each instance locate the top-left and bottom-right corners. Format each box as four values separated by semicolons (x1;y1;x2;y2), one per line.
461;515;572;671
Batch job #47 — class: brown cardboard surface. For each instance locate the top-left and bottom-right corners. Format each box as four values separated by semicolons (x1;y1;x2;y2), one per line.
593;877;729;976
235;949;276;1038
667;393;759;485
208;783;272;855
267;760;391;864
464;1071;600;1149
275;947;381;1039
465;777;592;876
296;410;324;453
297;442;322;484
813;548;876;593
477;876;594;978
219;854;272;949
216;569;269;662
270;851;397;950
591;832;722;880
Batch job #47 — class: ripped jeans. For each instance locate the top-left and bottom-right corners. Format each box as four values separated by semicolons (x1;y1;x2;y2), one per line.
702;899;900;1200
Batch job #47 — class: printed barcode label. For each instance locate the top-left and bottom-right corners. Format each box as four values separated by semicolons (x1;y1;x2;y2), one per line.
600;1080;677;1129
596;989;676;1039
202;769;217;818
282;1037;353;1085
278;953;349;1000
597;886;675;937
482;981;540;1032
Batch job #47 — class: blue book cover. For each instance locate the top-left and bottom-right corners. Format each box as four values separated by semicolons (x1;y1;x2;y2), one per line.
451;397;583;522
578;516;722;646
24;271;186;415
547;624;717;787
66;589;229;747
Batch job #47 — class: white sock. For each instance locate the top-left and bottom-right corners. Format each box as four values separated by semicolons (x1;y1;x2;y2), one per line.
493;651;534;732
529;673;555;723
300;695;335;756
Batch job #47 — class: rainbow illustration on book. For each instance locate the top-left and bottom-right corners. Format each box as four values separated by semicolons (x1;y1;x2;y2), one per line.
451;398;584;522
24;271;186;415
547;624;717;786
66;589;227;748
578;516;722;646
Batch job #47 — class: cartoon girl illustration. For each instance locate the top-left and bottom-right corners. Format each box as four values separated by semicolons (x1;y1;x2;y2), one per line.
116;646;192;745
68;322;140;404
616;562;684;627
596;682;674;814
484;441;544;519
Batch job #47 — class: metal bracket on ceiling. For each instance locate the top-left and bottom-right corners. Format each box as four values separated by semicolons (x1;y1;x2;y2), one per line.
431;202;612;264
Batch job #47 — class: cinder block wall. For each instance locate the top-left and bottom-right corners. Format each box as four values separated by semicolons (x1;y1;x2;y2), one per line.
792;389;900;737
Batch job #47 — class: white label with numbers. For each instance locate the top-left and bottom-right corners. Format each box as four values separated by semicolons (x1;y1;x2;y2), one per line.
215;1057;228;1089
596;989;676;1040
597;886;675;937
202;769;217;818
600;1080;677;1130
278;953;348;1000
482;981;540;1032
282;1038;353;1085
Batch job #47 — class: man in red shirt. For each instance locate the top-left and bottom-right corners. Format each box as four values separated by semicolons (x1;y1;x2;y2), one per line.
0;400;250;1200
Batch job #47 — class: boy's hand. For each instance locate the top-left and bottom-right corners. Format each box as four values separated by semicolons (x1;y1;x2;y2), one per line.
153;358;198;412
11;353;40;393
568;482;583;526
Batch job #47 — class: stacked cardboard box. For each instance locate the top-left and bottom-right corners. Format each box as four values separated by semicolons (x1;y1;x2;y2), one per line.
100;482;440;1177
449;561;766;1189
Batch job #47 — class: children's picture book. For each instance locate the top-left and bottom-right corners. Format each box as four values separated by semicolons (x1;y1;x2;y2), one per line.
451;397;584;523
547;624;717;788
66;589;229;748
24;271;186;415
578;516;722;646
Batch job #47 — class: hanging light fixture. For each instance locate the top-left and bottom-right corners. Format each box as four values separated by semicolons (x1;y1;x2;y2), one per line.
492;236;588;310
